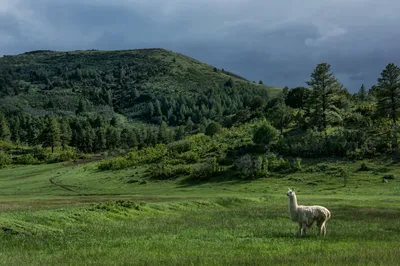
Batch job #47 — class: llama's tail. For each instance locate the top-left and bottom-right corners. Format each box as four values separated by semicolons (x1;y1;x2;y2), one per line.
327;209;331;220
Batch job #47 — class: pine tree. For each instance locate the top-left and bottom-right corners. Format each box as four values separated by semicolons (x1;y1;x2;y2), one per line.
148;102;155;117
128;129;138;148
95;127;107;151
120;128;131;149
76;98;87;115
60;119;72;150
41;116;61;153
285;87;311;109
106;126;120;150
205;122;222;136
185;117;194;133
9;116;20;143
26;117;40;145
0;114;11;141
175;126;185;141
133;88;140;99
306;63;342;130
158;121;169;144
268;104;293;134
358;84;367;102
110;117;118;127
83;126;95;153
155;100;163;118
376;63;400;128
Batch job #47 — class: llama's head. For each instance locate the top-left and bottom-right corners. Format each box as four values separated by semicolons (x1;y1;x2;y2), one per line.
287;188;295;197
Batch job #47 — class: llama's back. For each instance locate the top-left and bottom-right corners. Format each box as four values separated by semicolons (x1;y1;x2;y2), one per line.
298;205;331;220
312;205;331;220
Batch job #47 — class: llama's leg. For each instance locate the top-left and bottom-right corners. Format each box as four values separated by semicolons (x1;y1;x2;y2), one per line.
301;222;308;236
297;223;302;236
321;222;327;236
317;220;323;235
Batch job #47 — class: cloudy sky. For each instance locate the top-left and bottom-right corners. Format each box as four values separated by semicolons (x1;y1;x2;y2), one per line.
1;0;399;91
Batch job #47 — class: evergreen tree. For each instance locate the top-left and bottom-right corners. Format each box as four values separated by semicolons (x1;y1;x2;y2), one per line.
133;88;140;99
155;100;163;118
9;116;20;143
120;128;131;149
106;126;120;150
128;129;138;148
175;126;185;141
60;119;72;150
158;121;169;144
306;63;342;130
110;117;118;127
0;114;11;141
253;122;279;146
268;104;293;134
376;63;400;128
95;127;107;151
205;122;222;136
185;117;194;133
285;87;311;109
148;102;155;117
26;117;40;145
358;84;367;102
83;126;95;153
41;116;61;153
93;115;105;128
76;98;87;115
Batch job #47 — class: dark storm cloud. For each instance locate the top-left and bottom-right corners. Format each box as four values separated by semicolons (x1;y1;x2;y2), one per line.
1;0;400;91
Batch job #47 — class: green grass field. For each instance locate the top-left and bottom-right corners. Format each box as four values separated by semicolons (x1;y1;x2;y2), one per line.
0;159;399;265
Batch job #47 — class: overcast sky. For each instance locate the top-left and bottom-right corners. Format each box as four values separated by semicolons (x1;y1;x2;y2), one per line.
1;0;400;91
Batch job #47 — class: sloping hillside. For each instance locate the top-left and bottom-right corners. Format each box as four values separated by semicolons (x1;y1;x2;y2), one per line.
0;48;280;126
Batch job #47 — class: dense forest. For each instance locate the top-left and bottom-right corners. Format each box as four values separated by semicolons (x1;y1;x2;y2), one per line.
0;48;399;178
0;49;275;156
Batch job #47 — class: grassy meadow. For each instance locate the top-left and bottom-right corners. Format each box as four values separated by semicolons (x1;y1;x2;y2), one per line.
0;158;399;265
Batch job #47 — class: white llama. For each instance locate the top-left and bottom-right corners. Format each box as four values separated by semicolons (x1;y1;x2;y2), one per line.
287;188;331;236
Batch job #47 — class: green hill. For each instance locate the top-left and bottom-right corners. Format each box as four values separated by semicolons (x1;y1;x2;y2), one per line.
0;48;280;125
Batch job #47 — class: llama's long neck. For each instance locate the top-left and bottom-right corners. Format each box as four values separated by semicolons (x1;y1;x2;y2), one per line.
289;194;298;220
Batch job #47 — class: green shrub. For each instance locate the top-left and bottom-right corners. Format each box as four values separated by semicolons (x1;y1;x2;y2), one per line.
253;122;279;146
205;122;222;136
150;164;191;180
187;134;214;157
292;158;302;172
167;140;191;155
0;151;12;168
98;157;130;171
359;162;371;171
33;146;51;161
178;151;200;163
126;144;167;164
47;150;77;163
161;158;186;165
190;157;220;180
234;154;268;179
15;154;40;165
98;144;167;171
266;153;290;171
77;153;93;160
0;140;14;151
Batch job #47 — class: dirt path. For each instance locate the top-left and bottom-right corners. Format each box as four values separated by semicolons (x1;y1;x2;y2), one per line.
49;177;80;193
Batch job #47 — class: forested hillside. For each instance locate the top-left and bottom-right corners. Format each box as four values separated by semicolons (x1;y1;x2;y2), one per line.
1;48;400;179
0;48;278;157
